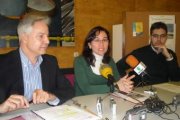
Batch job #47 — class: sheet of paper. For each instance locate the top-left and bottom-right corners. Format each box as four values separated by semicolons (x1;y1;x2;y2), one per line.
153;83;180;93
112;91;149;104
33;105;100;120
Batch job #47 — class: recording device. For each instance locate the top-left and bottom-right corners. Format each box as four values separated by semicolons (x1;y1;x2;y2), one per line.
96;97;103;117
172;94;180;106
110;98;117;115
99;64;116;92
125;55;147;76
125;106;147;120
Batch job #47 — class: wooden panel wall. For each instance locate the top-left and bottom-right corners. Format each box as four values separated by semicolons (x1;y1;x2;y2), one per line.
123;12;180;64
1;0;180;68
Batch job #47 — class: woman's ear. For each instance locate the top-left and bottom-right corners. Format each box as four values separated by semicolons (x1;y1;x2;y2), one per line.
88;43;91;49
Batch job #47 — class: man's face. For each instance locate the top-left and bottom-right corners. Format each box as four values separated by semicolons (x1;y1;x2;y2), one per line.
150;28;167;47
24;21;49;57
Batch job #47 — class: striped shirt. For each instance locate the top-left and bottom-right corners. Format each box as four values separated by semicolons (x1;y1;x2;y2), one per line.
19;49;43;101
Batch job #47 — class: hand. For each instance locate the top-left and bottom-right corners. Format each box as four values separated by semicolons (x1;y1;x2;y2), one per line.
0;95;29;113
155;45;172;59
116;74;135;93
33;89;56;104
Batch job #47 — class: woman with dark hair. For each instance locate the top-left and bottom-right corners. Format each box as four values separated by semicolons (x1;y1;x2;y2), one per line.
74;26;135;96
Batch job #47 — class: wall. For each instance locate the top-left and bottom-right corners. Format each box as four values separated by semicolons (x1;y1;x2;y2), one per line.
1;0;180;68
74;0;180;67
123;12;180;64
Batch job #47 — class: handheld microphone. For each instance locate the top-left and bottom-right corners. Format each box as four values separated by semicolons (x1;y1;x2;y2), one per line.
125;55;156;93
99;64;116;93
125;55;147;76
125;55;148;88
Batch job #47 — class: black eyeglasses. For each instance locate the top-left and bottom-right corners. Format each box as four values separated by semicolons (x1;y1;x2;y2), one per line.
151;34;167;39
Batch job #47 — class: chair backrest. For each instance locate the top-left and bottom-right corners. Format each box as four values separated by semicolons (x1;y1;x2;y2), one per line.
64;74;74;86
62;68;74;87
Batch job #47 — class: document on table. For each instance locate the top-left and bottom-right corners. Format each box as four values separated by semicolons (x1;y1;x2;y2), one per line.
33;105;100;120
153;83;180;93
112;91;149;104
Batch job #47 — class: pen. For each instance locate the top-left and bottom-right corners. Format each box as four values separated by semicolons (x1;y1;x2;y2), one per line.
30;110;45;120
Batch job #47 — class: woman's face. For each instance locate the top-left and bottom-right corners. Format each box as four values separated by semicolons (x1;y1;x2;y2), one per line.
88;31;109;56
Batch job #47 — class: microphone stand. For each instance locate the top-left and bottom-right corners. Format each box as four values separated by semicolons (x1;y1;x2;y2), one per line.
135;72;148;88
107;75;115;93
135;73;156;96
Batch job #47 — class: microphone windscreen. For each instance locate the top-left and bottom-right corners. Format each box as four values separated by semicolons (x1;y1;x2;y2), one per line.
125;55;139;68
99;64;113;79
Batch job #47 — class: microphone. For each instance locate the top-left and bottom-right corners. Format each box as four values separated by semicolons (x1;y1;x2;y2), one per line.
99;64;116;93
125;55;156;93
125;55;147;76
125;55;148;87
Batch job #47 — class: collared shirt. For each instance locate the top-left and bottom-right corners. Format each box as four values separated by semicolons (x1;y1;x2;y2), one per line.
19;48;43;101
151;45;162;54
19;49;60;105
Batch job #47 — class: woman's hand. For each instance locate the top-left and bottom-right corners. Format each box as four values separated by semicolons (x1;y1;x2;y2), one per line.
116;74;135;93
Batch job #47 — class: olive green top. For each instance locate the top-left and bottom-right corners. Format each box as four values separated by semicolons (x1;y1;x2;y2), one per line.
74;55;120;96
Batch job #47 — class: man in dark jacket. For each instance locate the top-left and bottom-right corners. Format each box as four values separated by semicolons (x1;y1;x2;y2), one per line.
0;13;74;113
116;22;180;87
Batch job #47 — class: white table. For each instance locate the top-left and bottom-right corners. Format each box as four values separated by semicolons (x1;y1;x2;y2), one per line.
66;86;180;120
1;82;180;120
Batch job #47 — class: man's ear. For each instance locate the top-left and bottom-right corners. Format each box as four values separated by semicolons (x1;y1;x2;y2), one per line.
20;33;28;43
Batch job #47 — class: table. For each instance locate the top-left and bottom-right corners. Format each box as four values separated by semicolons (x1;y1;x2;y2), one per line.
66;85;180;120
1;82;180;120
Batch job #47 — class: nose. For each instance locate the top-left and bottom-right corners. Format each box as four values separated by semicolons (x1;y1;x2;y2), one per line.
99;41;105;47
157;36;161;41
44;36;49;44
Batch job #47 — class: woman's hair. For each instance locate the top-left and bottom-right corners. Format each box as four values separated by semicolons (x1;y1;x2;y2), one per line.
150;22;167;35
17;13;51;35
82;26;111;66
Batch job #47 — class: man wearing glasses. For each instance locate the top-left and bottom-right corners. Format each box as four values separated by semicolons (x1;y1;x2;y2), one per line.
116;22;180;86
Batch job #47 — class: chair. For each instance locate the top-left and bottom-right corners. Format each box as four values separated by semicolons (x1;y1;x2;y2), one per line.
61;68;74;86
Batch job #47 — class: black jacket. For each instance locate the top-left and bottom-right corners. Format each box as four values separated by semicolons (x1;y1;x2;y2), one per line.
0;49;74;104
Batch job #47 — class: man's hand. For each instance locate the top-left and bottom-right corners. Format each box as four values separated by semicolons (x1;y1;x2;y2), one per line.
155;45;172;59
0;95;29;113
117;74;135;93
32;89;56;104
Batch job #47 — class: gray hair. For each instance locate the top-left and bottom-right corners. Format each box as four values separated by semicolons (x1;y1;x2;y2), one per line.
17;13;51;35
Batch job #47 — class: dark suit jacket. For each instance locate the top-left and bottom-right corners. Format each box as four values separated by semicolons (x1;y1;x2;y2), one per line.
0;49;74;104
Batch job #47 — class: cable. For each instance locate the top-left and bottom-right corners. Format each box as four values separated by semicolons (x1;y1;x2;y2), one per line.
144;95;180;120
144;95;165;113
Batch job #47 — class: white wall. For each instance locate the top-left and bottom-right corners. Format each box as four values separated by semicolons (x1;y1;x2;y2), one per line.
112;24;124;62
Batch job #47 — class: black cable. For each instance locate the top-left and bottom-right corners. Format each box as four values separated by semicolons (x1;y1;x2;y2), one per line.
144;95;180;120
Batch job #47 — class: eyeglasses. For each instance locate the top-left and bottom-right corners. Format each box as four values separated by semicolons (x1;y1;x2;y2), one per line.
151;34;167;39
93;38;109;43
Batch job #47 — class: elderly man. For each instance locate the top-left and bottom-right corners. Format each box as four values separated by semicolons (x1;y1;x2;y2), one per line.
0;13;74;113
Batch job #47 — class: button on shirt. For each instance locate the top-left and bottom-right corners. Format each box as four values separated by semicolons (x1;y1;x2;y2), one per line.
20;49;42;101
